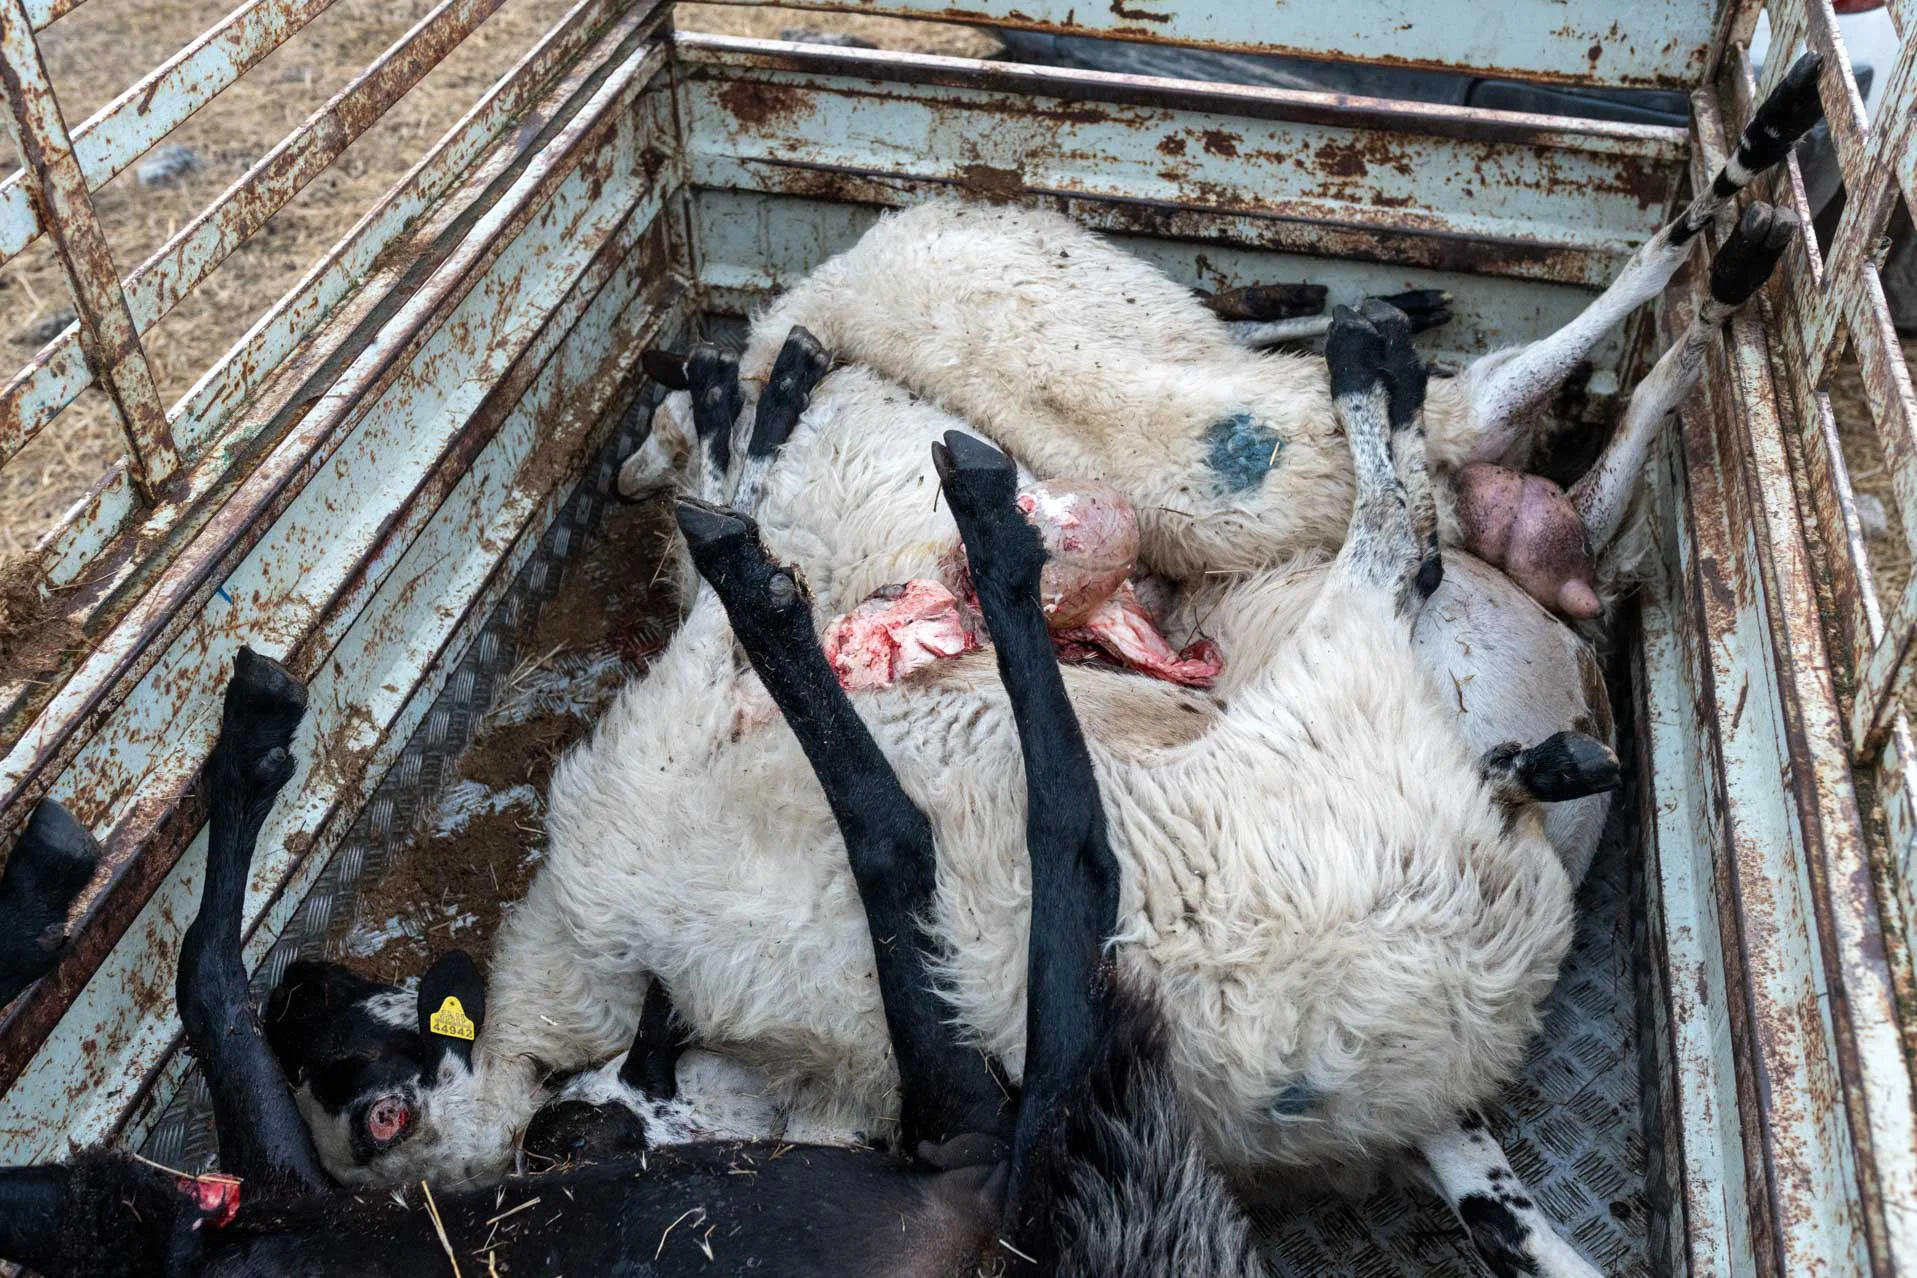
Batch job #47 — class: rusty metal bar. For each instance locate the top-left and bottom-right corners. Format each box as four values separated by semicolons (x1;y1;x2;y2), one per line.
1654;70;1897;1276
676;36;1681;291
0;0;341;269
697;0;1725;90
1638;415;1758;1276
1677;20;1917;1275
163;0;653;460
0;1;663;755
22;0;85;31
0;0;179;499
0;0;510;470
676;33;1693;156
0;37;666;831
1679;311;1874;1278
0;0;512;481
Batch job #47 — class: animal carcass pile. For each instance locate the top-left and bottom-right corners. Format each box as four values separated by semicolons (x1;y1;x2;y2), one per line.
0;53;1825;1278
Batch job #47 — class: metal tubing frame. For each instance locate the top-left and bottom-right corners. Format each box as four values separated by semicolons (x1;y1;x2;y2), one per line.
0;0;676;1114
0;0;177;497
1641;6;1917;1275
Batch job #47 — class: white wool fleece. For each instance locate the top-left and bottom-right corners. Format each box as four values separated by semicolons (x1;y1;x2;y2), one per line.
471;554;1572;1188
738;200;1483;581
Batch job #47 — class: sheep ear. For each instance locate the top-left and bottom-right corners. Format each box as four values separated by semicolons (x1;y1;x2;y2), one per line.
417;949;485;1069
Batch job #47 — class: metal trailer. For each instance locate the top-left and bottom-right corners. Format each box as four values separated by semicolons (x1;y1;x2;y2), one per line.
0;0;1909;1273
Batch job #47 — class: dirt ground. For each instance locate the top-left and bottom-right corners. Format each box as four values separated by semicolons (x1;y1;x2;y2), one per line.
0;1;991;555
340;497;681;982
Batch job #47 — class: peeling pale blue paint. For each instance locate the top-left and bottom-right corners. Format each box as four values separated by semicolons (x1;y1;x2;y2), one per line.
1203;413;1282;494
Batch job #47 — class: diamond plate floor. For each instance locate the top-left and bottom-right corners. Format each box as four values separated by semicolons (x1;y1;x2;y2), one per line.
1255;723;1650;1275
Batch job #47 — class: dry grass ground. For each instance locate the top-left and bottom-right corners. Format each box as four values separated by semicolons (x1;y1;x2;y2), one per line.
0;1;989;554
1830;338;1917;607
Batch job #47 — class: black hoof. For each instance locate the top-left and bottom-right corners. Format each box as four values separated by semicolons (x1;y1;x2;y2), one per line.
933;432;1042;590
1357;296;1433;429
228;646;307;718
1746;51;1825;167
0;799;100;1002
7;799;100;904
930;430;1020;520
1710;202;1799;309
749;326;832;458
223;645;306;743
219;648;306;795
931;430;1015;483
675;499;802;612
1356;300;1428;431
1370;289;1453;335
1515;731;1622;803
1201;281;1326;322
1325;305;1386;401
674;497;754;553
641;348;691;392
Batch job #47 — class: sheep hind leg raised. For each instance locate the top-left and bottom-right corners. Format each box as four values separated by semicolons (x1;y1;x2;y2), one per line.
1323;301;1435;614
676;496;1014;1152
1450;200;1800;621
179;647;331;1196
931;428;1259;1275
1460;51;1823;466
1569;201;1799;553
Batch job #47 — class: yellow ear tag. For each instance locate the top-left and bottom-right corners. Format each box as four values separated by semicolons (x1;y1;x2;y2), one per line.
428;995;475;1042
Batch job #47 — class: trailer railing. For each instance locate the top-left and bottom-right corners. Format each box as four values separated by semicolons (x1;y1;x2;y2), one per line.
0;0;685;1156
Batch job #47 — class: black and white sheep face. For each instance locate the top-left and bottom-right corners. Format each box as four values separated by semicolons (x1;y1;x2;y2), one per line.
264;951;487;1184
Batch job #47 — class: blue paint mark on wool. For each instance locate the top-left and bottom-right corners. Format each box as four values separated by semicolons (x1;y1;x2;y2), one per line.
1204;413;1282;493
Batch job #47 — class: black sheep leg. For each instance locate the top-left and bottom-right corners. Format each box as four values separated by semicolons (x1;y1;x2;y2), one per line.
177;647;329;1195
677;499;1012;1153
929;432;1123;1214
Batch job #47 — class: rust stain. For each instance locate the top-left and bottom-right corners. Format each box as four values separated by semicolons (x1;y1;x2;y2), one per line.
1156;134;1185;157
1106;0;1171;23
1313;139;1369;180
715;79;811;129
1199;129;1240;158
953;162;1026;202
